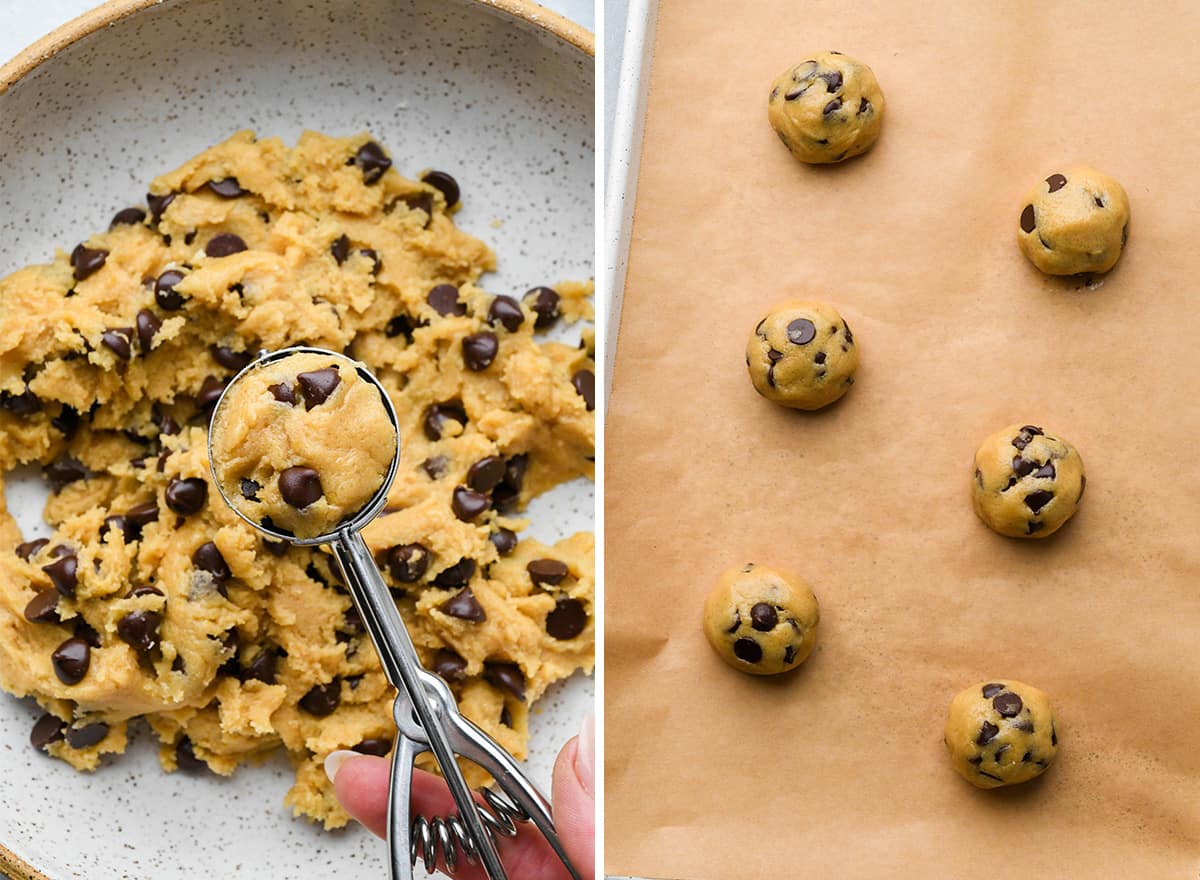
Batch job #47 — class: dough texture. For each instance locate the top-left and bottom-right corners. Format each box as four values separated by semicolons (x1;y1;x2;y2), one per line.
0;130;595;828
211;350;395;539
702;563;819;675
1017;166;1130;275
746;300;860;410
972;424;1085;538
945;679;1059;789
767;51;885;164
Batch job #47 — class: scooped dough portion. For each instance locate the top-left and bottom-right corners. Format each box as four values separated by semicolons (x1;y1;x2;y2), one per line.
1017;166;1130;275
767;51;885;164
211;350;395;539
972;424;1085;538
945;679;1059;789
746;300;859;410
702;563;819;675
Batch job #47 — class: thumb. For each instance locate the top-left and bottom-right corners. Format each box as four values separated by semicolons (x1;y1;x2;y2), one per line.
551;714;595;880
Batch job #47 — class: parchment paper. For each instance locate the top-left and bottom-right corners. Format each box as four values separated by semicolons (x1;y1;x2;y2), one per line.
604;1;1200;876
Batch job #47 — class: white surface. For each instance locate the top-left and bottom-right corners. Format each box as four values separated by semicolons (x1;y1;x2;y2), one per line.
0;0;593;877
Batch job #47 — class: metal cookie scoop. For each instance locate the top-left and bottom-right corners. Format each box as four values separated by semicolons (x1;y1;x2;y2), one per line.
207;346;580;880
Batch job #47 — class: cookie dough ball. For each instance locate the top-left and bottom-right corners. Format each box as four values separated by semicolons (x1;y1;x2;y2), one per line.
767;51;885;164
1017;166;1130;275
210;350;396;539
746;300;859;410
945;680;1059;789
702;563;819;675
972;424;1085;539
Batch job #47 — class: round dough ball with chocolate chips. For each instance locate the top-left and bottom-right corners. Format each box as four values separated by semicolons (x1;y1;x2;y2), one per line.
767;51;885;164
746;300;859;410
972;424;1085;539
1017;166;1130;275
945;679;1059;789
702;563;819;675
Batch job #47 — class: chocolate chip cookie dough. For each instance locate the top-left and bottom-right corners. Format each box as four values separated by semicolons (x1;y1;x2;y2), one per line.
0;130;595;829
703;563;819;675
945;680;1059;789
1018;166;1130;275
210;351;395;539
972;424;1085;538
767;51;885;164
746;300;860;410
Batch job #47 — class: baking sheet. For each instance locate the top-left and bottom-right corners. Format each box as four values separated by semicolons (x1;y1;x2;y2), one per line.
603;1;1200;876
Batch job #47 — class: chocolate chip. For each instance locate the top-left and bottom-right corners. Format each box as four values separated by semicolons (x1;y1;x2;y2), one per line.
1033;462;1056;479
279;467;323;509
263;538;289;557
432;648;468;682
487;295;525;332
423;402;467;440
31;713;66;750
857;97;871;115
354;141;392;184
24;590;60;624
733;638;762;663
786;318;817;345
981;683;1005;698
463;332;499;371
440;587;486;621
166;477;208;515
70;244;109;282
205;178;247;198
297;367;341;409
101;328;134;361
1051;726;1058;746
1014;719;1034;733
125;502;159;532
194;376;226;413
484;662;525;700
1020;204;1036;233
823;97;843;115
500;706;513;727
976;721;1000;745
147;192;176;222
750;603;778;631
433;558;475;588
154;269;187;310
211;345;252;371
463;458;502;494
205;233;247;258
117;610;162;655
784;85;810;100
818;70;842;91
1021;751;1033;762
134;310;162;353
1094;195;1105;208
978;770;1004;782
51;637;90;684
572;369;595;411
783;645;798;664
242;648;277;684
523;287;561;330
237;478;261;502
1045;173;1067;193
111;207;147;228
45;457;87;491
262;380;295;406
0;388;41;416
73;619;101;649
1026;520;1044;535
993;692;1023;717
1021;425;1044;436
527;559;569;587
726;613;742;634
545;598;587;640
15;538;49;561
398;191;435;223
192;542;231;581
42;554;78;598
299;680;341;716
386;543;429;583
352;737;393;757
176;737;207;771
490;528;517;557
1024;490;1054;513
1012;456;1035;478
101;515;136;543
421;170;460;207
427;284;466;316
65;722;108;749
330;234;351;265
422;456;448;479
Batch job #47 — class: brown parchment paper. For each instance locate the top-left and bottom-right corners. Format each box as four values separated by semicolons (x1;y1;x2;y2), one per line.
604;1;1200;876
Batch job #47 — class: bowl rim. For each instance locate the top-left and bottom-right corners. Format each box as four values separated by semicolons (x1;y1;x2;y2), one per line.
0;0;591;877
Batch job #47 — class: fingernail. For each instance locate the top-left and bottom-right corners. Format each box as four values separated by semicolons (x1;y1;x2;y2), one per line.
324;749;359;785
573;712;594;798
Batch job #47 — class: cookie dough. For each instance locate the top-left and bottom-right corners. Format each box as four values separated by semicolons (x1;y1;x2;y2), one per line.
767;51;886;164
944;679;1059;789
0;130;595;829
972;424;1085;538
210;350;395;539
702;563;819;675
1017;166;1130;275
746;300;860;410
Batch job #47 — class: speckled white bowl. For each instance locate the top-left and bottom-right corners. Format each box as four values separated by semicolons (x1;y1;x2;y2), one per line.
0;1;594;877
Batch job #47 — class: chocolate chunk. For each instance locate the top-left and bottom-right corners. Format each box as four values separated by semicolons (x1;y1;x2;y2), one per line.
15;538;49;561
24;590;60;624
65;722;108;749
147;192;176;222
422;456;448;479
1020;204;1036;233
386;543;429;583
421;170;460;207
427;284;466;317
527;559;569;587
0;388;41;416
211;345;252;371
154;269;187;311
242;648;277;684
1012;456;1036;477
733;638;762;664
352;737;393;757
31;713;66;750
572;369;596;411
786;318;817;345
205;178;248;198
490;528;518;557
440;587;486;621
545;598;587;640
818;70;843;91
993;692;1023;717
205;233;247;258
484;662;525;700
823;97;843;115
192;542;231;581
1024;490;1054;513
101;328;134;361
125;502;159;532
166;477;208;515
487;295;525;332
297;367;341;408
45;457;87;491
135;310;162;353
354;141;392;184
523;287;561;330
976;721;1000;745
1045;173;1067;193
462;331;499;371
330;234;351;265
279;467;323;509
117;610;162;655
42;553;78;598
299;680;342;716
857;97;871;115
432;648;468;682
111;207;147;228
423;402;467;440
268;381;296;405
433;558;475;588
52;637;90;684
176;737;207;771
467;457;506;493
750;603;778;631
981;683;1005;698
70;244;109;282
240;479;261;501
